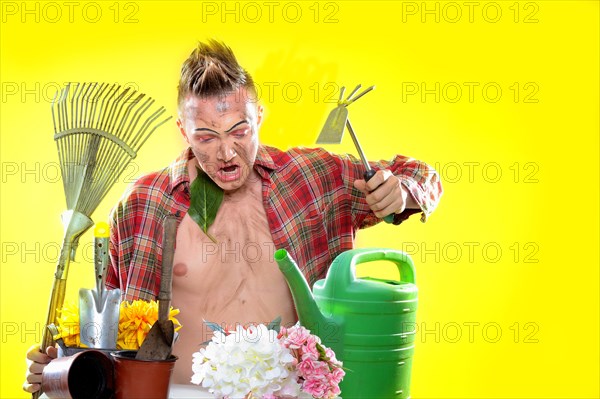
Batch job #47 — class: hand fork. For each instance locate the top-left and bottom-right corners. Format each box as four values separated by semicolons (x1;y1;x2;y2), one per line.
317;84;394;223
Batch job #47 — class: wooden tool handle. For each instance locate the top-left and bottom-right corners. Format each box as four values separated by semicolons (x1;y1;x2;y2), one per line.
158;215;177;322
32;279;64;399
32;239;73;399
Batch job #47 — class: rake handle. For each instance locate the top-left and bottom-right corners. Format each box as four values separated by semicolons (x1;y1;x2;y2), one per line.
32;278;66;399
33;212;93;399
32;240;72;399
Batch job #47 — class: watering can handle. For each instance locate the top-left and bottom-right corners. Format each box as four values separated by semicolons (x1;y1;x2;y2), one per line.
338;248;416;285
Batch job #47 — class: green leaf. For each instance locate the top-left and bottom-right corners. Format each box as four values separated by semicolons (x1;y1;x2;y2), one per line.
267;316;282;332
188;167;224;243
316;342;329;361
203;319;225;334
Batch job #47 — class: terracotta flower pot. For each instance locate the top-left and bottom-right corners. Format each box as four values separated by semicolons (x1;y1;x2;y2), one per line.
111;350;178;399
41;349;114;399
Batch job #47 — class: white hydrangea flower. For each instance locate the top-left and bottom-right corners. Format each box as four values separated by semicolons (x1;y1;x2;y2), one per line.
191;324;301;398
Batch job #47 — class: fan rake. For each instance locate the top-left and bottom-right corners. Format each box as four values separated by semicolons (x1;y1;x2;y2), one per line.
34;82;171;398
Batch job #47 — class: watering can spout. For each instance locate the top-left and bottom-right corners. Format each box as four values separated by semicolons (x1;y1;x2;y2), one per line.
274;249;330;334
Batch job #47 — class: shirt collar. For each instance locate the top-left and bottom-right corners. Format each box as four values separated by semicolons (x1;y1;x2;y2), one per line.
168;145;280;194
168;147;194;194
254;144;278;172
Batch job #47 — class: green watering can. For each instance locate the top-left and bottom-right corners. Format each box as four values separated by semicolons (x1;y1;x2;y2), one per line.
274;248;418;399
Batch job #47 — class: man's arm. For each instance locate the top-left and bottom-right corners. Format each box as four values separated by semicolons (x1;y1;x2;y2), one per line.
105;202;123;292
353;169;420;218
336;152;443;228
104;178;161;302
104;166;189;302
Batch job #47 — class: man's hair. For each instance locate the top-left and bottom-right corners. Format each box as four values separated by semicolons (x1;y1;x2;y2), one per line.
177;39;256;108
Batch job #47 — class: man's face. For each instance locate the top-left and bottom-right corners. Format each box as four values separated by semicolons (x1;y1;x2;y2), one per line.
177;87;263;192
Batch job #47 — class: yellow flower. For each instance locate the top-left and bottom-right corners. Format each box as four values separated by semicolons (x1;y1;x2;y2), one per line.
117;300;182;350
53;299;182;350
53;301;87;348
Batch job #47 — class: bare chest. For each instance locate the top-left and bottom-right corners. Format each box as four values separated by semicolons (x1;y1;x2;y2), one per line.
168;164;297;384
170;183;295;326
172;192;277;290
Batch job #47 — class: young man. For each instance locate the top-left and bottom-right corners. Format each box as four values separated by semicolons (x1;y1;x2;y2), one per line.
24;40;442;390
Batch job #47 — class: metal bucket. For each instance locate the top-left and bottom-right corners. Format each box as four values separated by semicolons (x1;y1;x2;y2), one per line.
41;349;114;399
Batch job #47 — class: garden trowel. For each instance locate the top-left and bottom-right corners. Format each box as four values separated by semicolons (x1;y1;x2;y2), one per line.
136;215;177;361
317;84;394;223
79;222;121;348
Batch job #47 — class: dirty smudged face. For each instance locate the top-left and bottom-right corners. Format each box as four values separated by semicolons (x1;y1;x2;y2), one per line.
177;87;263;192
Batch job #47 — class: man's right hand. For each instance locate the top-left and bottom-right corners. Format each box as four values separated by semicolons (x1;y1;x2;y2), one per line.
23;344;58;394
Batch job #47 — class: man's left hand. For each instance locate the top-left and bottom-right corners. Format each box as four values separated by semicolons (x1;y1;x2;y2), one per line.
353;170;414;218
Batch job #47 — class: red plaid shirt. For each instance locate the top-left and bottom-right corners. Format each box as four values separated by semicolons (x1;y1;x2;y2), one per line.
106;145;442;301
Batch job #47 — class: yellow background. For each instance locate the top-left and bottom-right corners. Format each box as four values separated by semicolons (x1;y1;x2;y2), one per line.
1;1;598;398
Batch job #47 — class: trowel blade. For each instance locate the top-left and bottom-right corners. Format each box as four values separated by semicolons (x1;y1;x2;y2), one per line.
135;319;175;361
317;105;348;144
79;288;121;348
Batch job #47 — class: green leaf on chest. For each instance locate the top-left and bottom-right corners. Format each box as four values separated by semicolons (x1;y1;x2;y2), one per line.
188;166;224;243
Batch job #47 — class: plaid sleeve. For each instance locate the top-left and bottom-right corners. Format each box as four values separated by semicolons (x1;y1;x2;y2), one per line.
388;155;443;223
330;152;379;229
105;173;171;302
105;201;124;291
105;184;157;301
334;152;443;227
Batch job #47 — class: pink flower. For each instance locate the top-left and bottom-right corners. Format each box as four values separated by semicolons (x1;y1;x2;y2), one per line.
194;321;344;399
297;357;329;378
302;335;321;360
277;326;287;339
302;375;328;398
283;325;311;349
324;348;337;362
328;367;345;385
324;384;342;399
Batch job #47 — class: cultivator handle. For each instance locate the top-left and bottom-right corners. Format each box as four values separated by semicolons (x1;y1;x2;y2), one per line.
363;169;395;224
